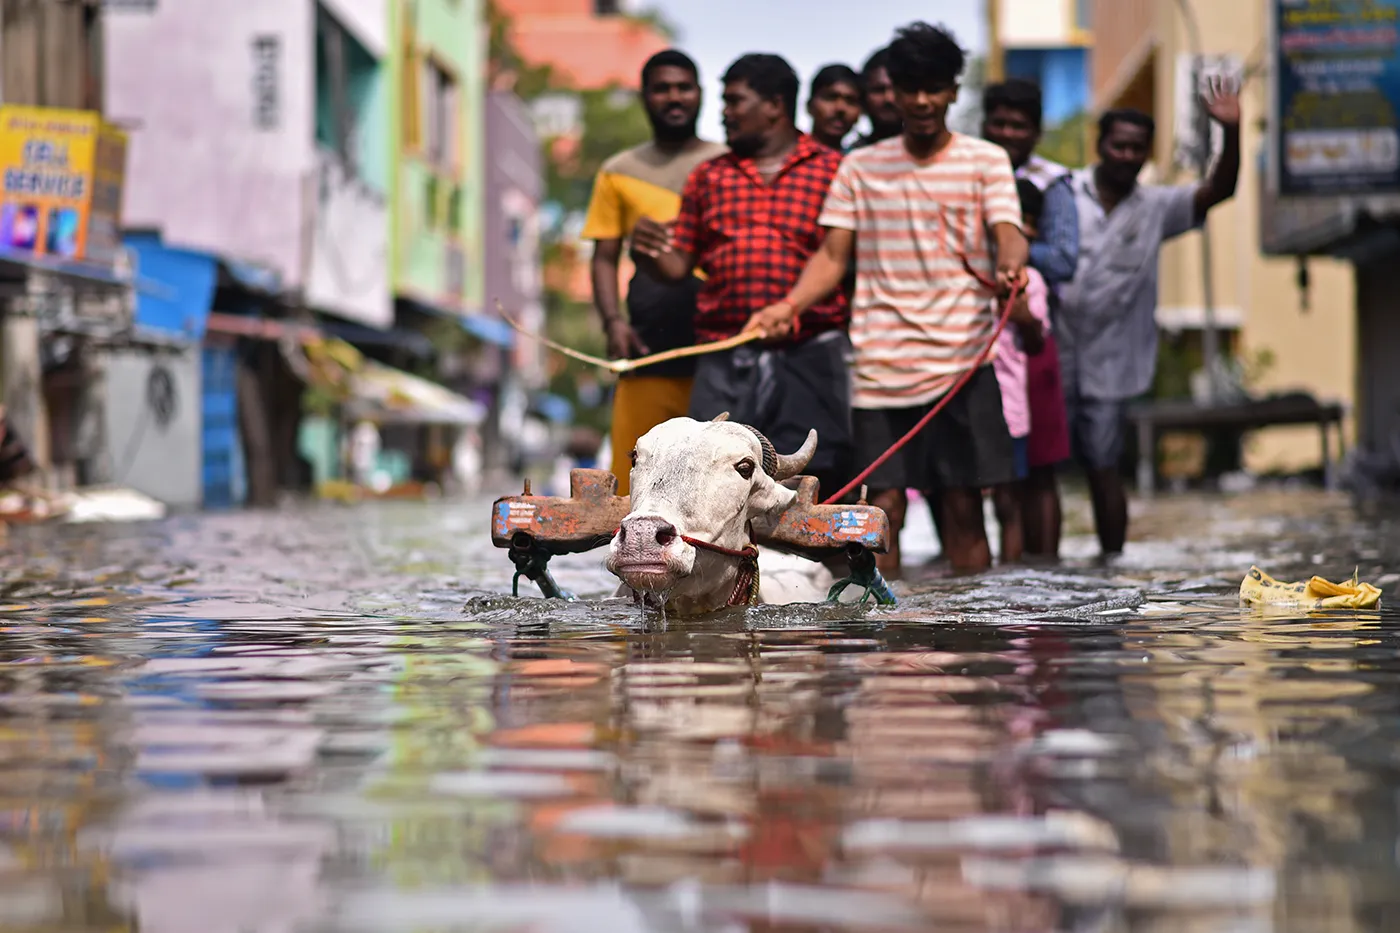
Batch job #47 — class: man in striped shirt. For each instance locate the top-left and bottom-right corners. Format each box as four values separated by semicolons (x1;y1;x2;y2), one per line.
746;22;1031;576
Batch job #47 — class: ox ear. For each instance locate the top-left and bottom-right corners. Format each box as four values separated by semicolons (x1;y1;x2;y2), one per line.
772;429;818;481
711;412;730;422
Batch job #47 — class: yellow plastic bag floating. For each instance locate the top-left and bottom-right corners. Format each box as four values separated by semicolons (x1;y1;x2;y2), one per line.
1240;566;1382;610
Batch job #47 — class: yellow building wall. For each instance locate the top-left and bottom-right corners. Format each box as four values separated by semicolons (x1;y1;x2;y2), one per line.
1146;0;1356;474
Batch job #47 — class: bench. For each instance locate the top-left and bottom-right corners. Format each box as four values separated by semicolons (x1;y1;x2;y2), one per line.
1126;396;1347;495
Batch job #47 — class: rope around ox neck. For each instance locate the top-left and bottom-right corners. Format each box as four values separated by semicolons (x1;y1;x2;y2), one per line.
681;533;761;608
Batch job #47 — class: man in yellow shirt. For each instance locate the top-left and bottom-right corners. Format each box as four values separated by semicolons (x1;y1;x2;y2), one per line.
582;49;726;494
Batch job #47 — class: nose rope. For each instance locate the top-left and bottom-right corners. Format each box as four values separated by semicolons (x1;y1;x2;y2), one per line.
612;524;761;608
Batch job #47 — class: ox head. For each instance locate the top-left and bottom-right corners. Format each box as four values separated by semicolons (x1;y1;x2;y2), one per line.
606;412;817;609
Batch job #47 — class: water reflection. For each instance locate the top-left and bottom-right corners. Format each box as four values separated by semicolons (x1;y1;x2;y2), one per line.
0;490;1395;930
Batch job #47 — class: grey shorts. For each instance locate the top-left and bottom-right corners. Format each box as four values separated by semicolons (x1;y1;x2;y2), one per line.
1065;391;1129;470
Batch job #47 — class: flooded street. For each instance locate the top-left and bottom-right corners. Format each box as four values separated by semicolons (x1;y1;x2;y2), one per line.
2;486;1399;932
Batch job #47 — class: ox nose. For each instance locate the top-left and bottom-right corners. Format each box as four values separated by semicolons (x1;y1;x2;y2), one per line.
617;516;678;550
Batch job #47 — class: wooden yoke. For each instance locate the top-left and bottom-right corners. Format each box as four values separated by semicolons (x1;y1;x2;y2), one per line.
491;470;629;555
491;470;889;561
763;476;890;561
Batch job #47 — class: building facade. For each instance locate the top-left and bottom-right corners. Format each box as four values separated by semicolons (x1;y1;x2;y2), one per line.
387;0;487;322
482;90;545;475
105;0;392;330
991;0;1093;164
0;0;159;496
97;0;500;508
1259;1;1400;467
1089;0;1357;474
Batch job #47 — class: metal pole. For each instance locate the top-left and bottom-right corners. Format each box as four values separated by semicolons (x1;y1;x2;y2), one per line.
1176;0;1221;404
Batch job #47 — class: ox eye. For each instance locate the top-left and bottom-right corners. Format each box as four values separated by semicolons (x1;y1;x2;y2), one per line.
629;449;638;467
735;459;755;479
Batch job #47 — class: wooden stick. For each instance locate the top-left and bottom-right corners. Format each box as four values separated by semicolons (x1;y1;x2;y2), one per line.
494;299;762;375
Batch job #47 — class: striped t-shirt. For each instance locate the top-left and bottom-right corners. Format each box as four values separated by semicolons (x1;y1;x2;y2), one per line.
818;134;1023;409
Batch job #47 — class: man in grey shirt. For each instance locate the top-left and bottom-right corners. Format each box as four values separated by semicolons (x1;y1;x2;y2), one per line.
1057;78;1241;556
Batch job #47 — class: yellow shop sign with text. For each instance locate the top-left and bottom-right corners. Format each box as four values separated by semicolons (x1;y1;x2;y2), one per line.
0;105;127;263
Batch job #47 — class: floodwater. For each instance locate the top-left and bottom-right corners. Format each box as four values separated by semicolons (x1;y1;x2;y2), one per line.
2;486;1399;932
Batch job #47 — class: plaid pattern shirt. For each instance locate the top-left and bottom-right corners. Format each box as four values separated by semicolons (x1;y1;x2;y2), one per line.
672;134;849;342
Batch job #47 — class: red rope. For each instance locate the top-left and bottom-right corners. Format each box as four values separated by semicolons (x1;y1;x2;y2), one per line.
681;532;760;607
681;534;758;560
821;262;1026;505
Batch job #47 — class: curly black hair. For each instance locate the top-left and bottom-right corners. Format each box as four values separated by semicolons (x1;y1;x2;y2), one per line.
885;21;966;92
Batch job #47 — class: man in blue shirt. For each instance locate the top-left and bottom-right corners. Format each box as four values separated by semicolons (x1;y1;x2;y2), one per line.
982;78;1079;560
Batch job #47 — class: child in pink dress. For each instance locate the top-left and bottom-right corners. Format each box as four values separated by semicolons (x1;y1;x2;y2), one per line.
991;179;1052;562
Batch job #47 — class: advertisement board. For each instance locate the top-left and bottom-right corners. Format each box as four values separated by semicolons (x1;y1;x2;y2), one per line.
1273;0;1400;195
0;106;128;263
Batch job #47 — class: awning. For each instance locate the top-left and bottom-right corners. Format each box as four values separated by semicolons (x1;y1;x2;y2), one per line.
396;294;516;349
320;318;435;357
0;247;174;298
291;334;485;426
346;361;486;426
216;257;284;297
205;311;319;342
41;321;193;352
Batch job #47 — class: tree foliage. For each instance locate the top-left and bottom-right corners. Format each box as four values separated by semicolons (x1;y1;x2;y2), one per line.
1039;111;1092;168
484;0;553;95
624;7;678;42
544;89;652;213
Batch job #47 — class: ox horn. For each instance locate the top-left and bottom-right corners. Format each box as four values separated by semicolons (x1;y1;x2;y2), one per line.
739;425;779;477
711;412;730;422
772;429;818;481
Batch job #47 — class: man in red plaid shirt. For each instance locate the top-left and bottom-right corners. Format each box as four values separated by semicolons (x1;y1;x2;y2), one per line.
631;53;853;497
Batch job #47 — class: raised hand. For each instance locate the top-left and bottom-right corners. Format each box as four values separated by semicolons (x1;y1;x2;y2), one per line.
1202;73;1241;127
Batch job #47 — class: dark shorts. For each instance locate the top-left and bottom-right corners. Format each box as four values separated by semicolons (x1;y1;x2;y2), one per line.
852;365;1018;492
1026;333;1071;469
1065;389;1129;470
688;328;854;490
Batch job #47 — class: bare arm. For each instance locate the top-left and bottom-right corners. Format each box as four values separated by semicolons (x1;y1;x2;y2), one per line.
590;238;623;327
1193;77;1242;222
591;238;648;359
992;222;1030;295
1193;122;1240;222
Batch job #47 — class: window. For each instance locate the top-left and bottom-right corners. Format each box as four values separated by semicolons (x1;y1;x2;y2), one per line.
594;0;620;13
421;58;458;172
316;8;377;174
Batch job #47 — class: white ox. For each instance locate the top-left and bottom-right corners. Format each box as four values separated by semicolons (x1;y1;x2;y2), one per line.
606;413;835;615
